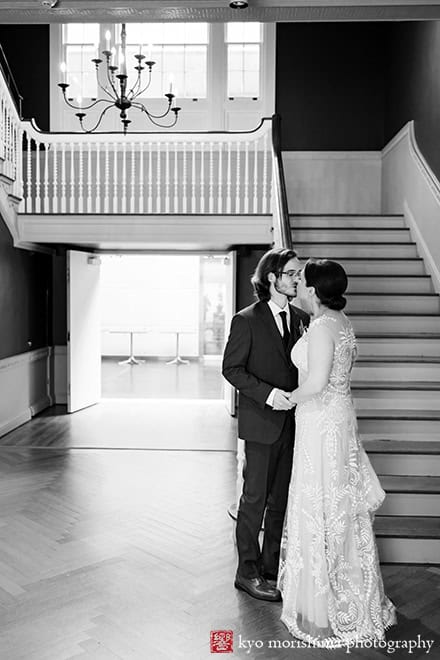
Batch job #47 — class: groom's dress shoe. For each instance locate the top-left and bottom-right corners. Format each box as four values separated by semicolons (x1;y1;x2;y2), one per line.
262;574;278;588
234;575;281;602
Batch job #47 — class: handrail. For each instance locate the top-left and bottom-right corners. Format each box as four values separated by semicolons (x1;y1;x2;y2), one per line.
0;43;23;119
271;113;292;249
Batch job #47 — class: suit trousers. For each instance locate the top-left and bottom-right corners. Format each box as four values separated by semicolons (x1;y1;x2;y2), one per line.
235;414;294;580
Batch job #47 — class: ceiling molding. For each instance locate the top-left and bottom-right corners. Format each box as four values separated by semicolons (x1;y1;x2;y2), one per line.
1;1;440;23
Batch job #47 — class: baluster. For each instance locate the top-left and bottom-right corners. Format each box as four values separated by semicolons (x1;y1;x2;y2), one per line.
235;140;241;214
209;142;214;214
253;138;258;214
78;141;84;213
25;132;32;213
146;142;152;213
104;142;109;213
173;141;179;213
262;132;268;214
113;141;118;212
217;142;223;214
69;142;75;212
121;140;127;213
244;140;249;214
226;141;232;214
15;128;23;208
139;142;144;214
156;141;161;213
200;142;205;214
87;142;92;213
182;142;187;213
60;142;66;213
52;142;58;214
191;141;196;213
35;140;41;213
95;142;101;213
130;142;136;213
165;141;170;213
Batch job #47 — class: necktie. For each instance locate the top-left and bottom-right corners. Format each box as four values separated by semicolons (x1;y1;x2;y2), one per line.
279;310;290;352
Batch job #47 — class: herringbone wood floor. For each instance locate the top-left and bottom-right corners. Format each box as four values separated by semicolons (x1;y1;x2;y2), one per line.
0;407;439;659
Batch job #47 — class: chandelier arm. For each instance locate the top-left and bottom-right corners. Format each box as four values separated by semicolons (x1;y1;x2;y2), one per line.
62;96;114;112
79;104;115;133
132;69;154;100
132;100;173;120
133;103;179;128
127;69;143;101
105;67;120;99
94;64;117;100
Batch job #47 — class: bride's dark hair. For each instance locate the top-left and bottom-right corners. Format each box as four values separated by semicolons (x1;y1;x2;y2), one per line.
304;259;348;311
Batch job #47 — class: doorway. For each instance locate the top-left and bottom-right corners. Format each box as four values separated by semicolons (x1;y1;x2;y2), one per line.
67;250;236;410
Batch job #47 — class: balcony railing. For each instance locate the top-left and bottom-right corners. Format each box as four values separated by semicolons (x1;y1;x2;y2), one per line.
0;64;290;247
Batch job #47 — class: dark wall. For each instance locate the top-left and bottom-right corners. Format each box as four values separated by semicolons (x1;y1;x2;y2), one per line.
0;25;50;130
236;247;269;311
0;217;52;360
276;23;386;150
385;21;440;181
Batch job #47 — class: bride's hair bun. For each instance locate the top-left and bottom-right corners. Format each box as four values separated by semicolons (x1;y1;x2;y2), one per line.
304;259;348;310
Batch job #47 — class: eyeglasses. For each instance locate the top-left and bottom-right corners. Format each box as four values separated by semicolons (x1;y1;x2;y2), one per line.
280;269;301;279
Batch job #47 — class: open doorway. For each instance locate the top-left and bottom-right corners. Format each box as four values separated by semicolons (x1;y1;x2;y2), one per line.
68;251;235;404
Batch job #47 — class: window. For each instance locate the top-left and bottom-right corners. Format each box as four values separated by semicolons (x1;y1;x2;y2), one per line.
226;22;262;98
62;24;100;100
119;23;208;99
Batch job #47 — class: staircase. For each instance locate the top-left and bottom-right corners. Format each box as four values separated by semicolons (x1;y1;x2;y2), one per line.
292;213;440;563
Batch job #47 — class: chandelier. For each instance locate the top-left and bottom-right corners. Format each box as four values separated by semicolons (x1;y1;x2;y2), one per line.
58;24;181;134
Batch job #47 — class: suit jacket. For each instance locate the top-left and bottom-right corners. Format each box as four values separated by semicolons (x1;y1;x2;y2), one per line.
222;300;310;445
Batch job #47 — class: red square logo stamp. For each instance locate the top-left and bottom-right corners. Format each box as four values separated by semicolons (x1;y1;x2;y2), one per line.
210;630;233;653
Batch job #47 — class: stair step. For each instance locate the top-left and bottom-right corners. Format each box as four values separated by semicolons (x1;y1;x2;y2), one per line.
379;476;440;516
347;276;432;294
353;361;440;381
351;314;440;334
345;294;440;314
358;417;440;435
356;337;440;358
365;440;440;477
358;409;440;420
333;259;426;276
291;214;406;229
375;516;440;562
375;515;440;538
295;243;418;259
292;229;412;243
353;389;440;411
353;379;440;390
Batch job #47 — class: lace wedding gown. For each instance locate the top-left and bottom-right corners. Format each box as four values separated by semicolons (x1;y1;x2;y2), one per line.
278;313;396;647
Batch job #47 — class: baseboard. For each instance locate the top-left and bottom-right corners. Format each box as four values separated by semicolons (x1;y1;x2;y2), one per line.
0;410;31;438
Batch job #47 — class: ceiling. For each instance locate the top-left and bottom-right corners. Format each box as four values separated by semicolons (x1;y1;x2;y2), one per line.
1;0;440;24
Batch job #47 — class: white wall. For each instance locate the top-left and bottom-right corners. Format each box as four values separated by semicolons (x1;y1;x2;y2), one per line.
282;151;382;214
382;121;440;293
0;348;52;438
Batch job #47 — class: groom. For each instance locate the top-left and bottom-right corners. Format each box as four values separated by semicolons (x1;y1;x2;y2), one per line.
222;248;309;602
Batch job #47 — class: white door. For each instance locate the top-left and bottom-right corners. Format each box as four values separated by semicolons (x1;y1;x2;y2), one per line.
67;250;101;413
223;250;237;416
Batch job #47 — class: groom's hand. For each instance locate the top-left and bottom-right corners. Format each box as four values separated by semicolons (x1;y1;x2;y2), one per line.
272;390;294;411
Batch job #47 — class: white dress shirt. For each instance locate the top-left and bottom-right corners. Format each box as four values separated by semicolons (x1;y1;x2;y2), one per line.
265;300;291;408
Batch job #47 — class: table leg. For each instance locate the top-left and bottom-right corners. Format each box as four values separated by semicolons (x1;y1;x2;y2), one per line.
166;332;189;366
118;332;145;365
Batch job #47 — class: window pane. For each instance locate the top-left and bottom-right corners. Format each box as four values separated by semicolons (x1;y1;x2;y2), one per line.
124;22;208;46
227;44;259;97
228;70;243;97
226;22;261;43
65;23;99;44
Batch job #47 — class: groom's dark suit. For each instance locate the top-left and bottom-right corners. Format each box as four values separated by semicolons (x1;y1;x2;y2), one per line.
223;300;309;580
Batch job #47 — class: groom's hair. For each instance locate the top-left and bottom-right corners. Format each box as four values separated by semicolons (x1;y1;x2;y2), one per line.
251;248;298;301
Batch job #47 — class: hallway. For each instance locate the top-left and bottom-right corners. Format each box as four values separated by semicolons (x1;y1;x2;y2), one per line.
0;410;439;659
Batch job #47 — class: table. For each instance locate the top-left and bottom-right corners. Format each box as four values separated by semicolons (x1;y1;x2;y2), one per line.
163;330;193;366
108;330;149;366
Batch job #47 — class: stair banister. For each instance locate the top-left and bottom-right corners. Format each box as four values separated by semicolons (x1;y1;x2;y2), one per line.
271;113;292;249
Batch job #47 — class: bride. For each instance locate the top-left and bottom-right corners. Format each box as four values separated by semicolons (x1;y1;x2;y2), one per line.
278;258;396;647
